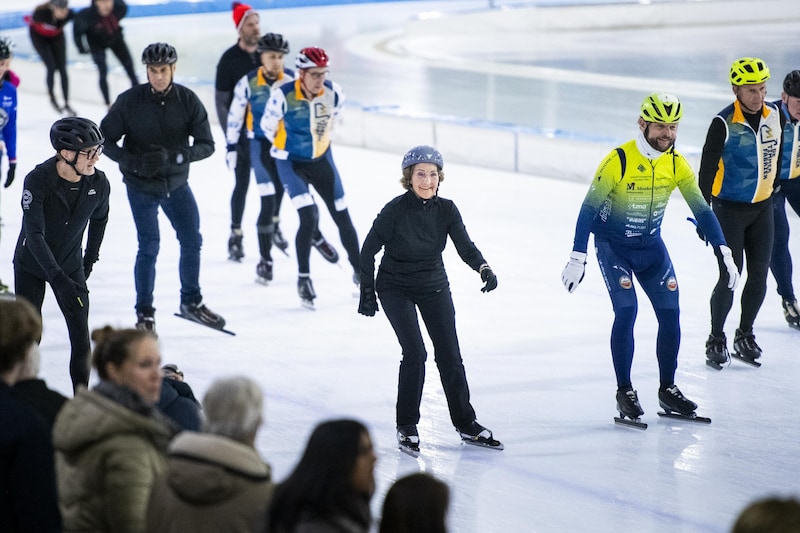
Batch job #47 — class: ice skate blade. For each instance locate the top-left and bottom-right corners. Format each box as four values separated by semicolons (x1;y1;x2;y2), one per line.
398;443;420;458
614;416;647;430
705;359;724;371
300;299;315;311
255;277;270;286
173;313;236;336
657;411;711;424
461;437;504;450
731;352;762;367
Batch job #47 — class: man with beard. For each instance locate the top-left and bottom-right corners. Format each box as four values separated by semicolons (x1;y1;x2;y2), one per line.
562;93;739;426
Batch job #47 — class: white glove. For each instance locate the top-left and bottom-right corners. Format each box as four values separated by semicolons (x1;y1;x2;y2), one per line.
718;245;740;290
561;251;587;293
225;146;237;171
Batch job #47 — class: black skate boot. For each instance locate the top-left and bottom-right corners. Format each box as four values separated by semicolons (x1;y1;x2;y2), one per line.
228;231;244;262
614;387;646;429
457;420;504;450
396;424;420;457
272;225;289;255
781;298;800;329
312;234;339;264
135;308;156;334
657;385;710;423
732;328;762;367
658;385;697;415
178;301;226;330
705;334;729;370
256;259;273;285
298;276;316;309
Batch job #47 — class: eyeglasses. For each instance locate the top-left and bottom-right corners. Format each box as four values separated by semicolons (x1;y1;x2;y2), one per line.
79;145;104;159
305;70;329;80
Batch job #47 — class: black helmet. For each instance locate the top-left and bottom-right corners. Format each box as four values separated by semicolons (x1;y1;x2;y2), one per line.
50;117;105;152
0;37;13;60
784;70;800;98
257;33;289;54
141;42;177;65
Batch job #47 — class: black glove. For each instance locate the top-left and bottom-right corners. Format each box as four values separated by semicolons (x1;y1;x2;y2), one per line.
50;272;87;316
139;149;169;177
3;161;15;188
83;257;95;280
480;265;498;293
358;285;378;316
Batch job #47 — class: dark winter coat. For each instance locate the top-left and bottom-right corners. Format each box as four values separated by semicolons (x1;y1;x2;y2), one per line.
146;432;273;532
101;83;215;197
359;190;486;294
156;377;202;431
0;382;62;532
28;2;74;39
73;0;128;53
13;157;110;281
12;377;68;434
53;382;177;533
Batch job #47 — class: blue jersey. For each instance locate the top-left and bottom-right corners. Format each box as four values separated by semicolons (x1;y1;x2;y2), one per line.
225;67;293;144
0;79;18;161
260;77;344;161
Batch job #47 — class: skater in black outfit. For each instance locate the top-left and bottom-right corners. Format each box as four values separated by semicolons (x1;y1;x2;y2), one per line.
13;117;109;391
215;2;260;261
73;0;138;107
26;0;76;115
358;146;501;453
699;57;783;367
101;42;223;333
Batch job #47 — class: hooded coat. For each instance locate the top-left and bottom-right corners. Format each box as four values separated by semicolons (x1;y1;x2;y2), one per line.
52;384;175;533
146;431;274;532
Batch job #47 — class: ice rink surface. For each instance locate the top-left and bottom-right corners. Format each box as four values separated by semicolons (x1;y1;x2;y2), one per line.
1;1;799;532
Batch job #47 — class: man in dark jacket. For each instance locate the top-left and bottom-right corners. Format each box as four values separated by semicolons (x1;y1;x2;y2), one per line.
13;116;109;391
101;42;224;333
73;0;138;106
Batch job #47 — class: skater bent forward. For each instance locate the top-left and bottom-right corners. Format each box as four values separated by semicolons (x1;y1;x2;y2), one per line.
561;93;739;423
358;146;501;452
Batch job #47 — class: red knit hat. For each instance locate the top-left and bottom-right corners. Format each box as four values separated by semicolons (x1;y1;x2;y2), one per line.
232;2;257;30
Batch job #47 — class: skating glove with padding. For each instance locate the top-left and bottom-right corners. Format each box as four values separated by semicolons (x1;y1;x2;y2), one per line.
717;245;740;290
50;272;87;317
358;285;378;316
561;251;587;293
226;144;238;170
479;264;497;293
3;161;15;188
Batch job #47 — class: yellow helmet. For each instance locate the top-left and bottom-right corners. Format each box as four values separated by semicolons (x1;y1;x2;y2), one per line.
729;57;770;86
640;93;682;123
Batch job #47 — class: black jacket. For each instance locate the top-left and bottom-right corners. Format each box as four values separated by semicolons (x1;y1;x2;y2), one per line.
101;83;215;196
0;383;62;532
359;190;486;294
13;158;110;281
73;0;128;53
214;43;259;131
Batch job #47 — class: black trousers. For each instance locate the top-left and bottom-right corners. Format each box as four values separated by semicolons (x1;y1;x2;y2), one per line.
379;287;476;429
14;267;90;391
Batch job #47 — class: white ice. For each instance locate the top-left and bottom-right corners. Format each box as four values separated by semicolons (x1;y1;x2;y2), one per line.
1;2;799;532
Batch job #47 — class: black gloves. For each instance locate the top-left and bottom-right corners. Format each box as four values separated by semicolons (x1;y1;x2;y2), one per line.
358;285;378;316
139;149;169;177
83;256;96;280
480;265;498;293
50;272;88;316
3;161;15;188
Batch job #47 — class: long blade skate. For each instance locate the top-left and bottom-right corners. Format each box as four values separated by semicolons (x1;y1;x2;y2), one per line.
731;351;762;368
461;435;504;450
398;441;420;458
614;415;647;430
657;410;711;424
173;313;236;336
706;359;724;371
